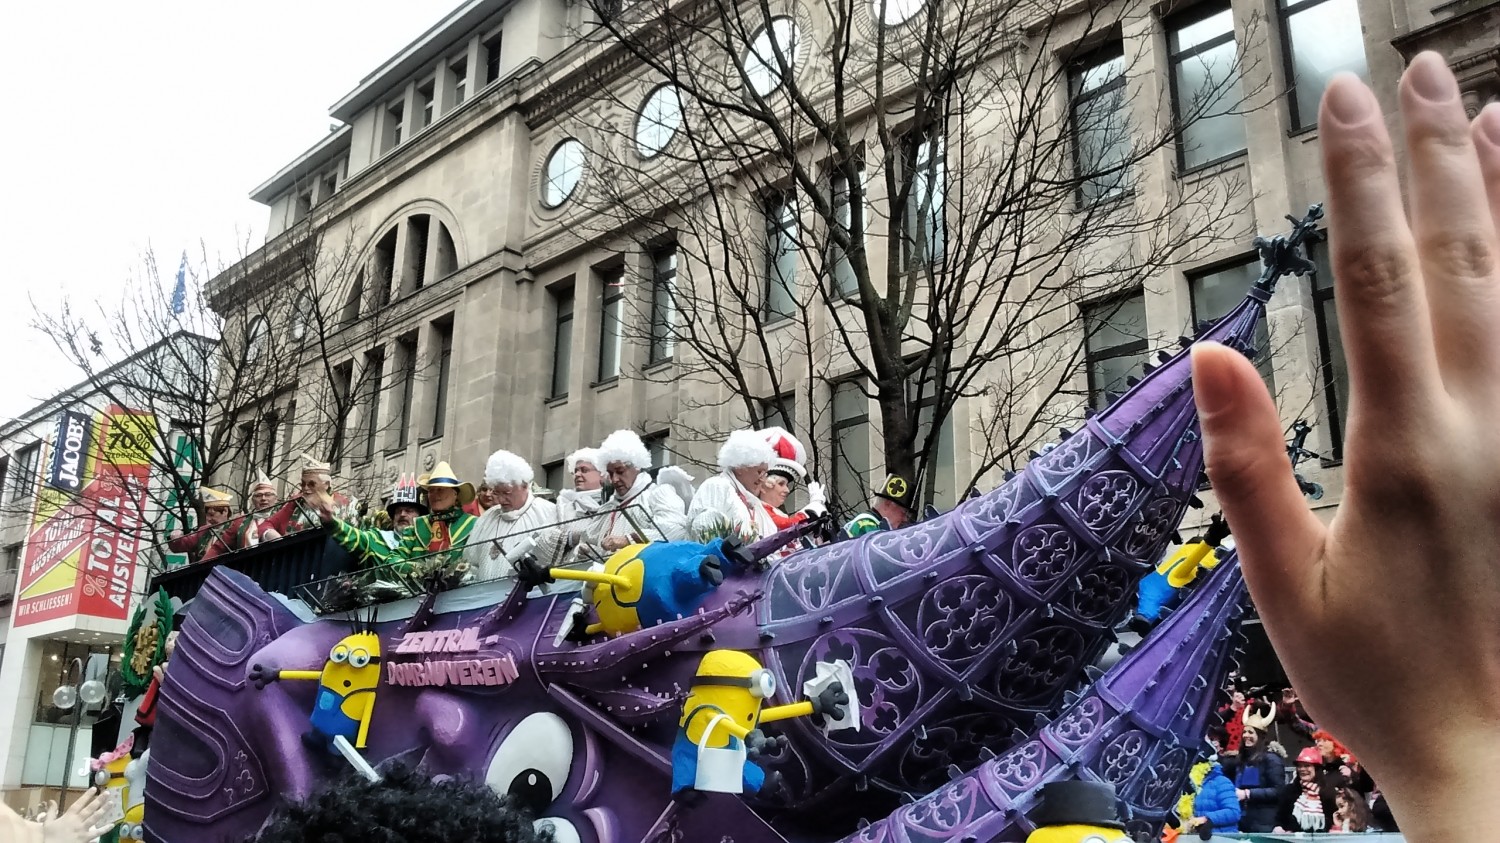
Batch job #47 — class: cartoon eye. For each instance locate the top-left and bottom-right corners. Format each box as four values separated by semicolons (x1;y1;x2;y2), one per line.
485;712;573;817
348;649;371;668
1080;837;1108;843
329;645;349;663
535;817;582;843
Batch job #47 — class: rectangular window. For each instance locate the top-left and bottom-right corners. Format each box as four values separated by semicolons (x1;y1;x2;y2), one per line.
0;456;9;502
542;460;566;496
1082;291;1149;409
11;444;39;503
1188;257;1276;389
418;80;435;129
1309;242;1349;458
644;431;670;467
395;335;418;449
1169;4;1247;170
293;191;312;223
451;56;469;105
384;101;405;151
910;374;957;509
830;164;867;298
1280;0;1368;130
237;420;256;494
484;34;504;84
261;414;279;474
759;394;796;431
407;215;431;292
332;362;354;471
763;193;797;321
430;320;453;438
4;543;21;573
598;270;625;382
374;228;397;308
831;381;871;517
551;290;574;399
902;135;945;268
321;173;338;204
1070;44;1130;204
362;348;385;462
649;246;677;364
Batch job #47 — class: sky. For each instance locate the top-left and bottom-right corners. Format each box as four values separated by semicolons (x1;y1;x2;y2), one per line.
0;2;449;422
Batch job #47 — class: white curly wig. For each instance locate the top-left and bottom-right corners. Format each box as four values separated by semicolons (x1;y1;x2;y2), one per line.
484;449;534;487
598;430;652;471
718;429;776;472
566;447;602;475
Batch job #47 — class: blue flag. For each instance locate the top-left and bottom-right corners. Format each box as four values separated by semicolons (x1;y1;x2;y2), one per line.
171;252;188;315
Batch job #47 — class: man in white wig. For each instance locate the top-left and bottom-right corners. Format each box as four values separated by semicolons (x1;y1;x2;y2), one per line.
463;449;559;582
554;447;607;563
688;429;779;543
592;430;690;550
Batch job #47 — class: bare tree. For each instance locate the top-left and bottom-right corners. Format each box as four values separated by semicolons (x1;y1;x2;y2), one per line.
20;224;413;561
548;0;1269;509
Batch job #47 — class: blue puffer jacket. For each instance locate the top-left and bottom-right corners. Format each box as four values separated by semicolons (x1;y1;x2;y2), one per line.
1194;762;1242;833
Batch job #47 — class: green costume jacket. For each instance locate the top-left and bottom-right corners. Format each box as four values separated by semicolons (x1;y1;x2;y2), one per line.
333;508;478;573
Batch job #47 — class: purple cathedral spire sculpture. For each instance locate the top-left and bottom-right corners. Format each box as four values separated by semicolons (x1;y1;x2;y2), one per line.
835;552;1247;843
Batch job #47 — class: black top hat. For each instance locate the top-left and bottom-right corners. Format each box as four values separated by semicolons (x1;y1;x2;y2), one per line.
873;473;917;511
1028;781;1126;831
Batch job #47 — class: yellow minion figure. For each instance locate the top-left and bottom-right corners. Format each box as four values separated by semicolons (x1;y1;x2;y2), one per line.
520;539;735;639
670;650;847;796
1130;515;1231;631
1025;780;1133;843
250;615;383;754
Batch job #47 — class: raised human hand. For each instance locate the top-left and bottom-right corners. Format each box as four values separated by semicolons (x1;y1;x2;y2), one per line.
35;788;115;843
1191;54;1500;843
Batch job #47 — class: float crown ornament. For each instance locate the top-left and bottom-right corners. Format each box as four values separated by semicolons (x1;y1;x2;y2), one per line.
1252;203;1325;298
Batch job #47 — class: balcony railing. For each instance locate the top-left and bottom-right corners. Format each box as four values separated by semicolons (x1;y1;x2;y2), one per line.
148;527;357;605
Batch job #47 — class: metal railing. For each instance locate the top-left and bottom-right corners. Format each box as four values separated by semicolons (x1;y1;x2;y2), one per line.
148;526;355;605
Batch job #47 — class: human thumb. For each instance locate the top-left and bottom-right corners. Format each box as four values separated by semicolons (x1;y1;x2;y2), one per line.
1191;343;1323;618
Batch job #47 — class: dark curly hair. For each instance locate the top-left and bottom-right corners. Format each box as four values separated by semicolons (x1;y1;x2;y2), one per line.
251;765;552;843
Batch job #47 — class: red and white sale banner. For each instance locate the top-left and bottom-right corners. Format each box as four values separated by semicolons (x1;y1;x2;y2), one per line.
14;406;154;627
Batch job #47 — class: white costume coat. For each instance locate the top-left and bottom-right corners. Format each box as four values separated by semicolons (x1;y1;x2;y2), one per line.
688;473;778;542
589;474;688;549
463;493;559;582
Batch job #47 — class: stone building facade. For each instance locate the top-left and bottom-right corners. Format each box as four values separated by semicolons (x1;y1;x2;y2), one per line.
207;0;1499;524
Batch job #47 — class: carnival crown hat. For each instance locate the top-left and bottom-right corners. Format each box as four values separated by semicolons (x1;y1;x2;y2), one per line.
874;472;918;511
386;474;430;517
250;471;276;494
419;460;476;505
761;427;808;484
298;452;333;477
200;487;235;509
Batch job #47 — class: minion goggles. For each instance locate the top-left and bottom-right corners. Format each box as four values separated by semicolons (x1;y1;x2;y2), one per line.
329;644;382;669
693;669;776;699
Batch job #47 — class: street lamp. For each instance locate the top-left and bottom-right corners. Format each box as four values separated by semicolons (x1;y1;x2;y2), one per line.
53;657;108;810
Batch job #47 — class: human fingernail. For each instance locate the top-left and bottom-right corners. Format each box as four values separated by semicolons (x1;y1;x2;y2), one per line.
1191;344;1237;418
1477;104;1500;148
1323;75;1375;126
1407;51;1458;104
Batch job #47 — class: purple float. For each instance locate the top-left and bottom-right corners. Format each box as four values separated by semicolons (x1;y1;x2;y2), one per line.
143;209;1324;842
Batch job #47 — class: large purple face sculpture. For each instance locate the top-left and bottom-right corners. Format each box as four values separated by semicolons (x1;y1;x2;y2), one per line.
145;227;1309;843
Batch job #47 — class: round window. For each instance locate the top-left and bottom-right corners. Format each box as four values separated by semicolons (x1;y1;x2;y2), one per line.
541;139;586;208
744;18;798;97
874;0;924;25
635;85;683;158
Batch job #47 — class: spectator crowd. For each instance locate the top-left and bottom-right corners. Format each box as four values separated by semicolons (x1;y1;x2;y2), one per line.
1172;681;1400;837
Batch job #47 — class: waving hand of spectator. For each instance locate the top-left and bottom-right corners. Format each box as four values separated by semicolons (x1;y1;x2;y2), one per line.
1192;53;1500;843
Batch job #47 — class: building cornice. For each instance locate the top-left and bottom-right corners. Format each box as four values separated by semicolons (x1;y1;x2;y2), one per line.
328;0;514;122
250;126;353;205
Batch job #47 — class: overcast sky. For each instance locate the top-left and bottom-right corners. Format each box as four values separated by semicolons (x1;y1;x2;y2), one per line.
0;2;448;422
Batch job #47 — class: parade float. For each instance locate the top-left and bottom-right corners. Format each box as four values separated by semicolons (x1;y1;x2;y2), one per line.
127;209;1326;842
